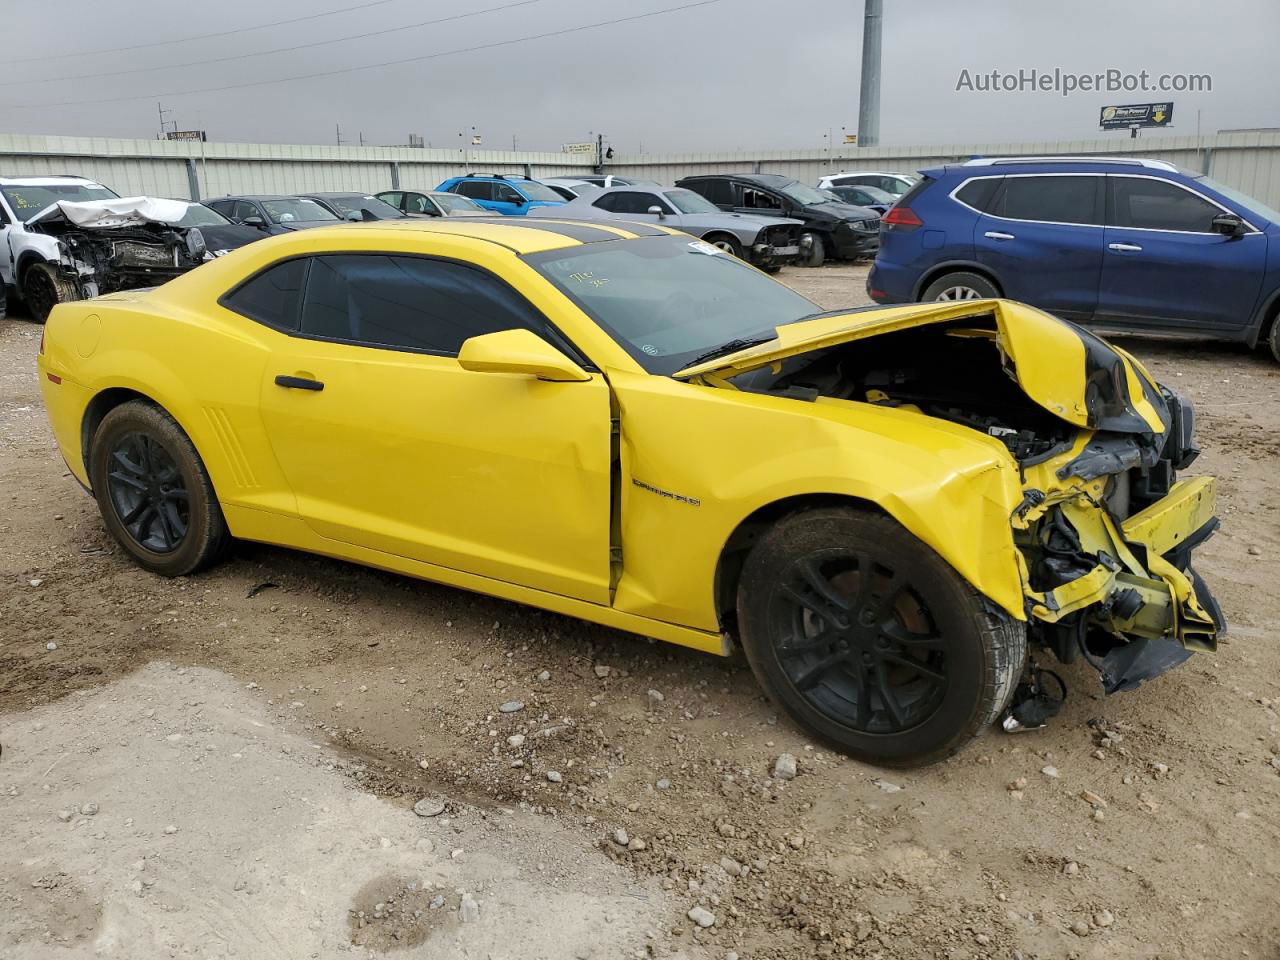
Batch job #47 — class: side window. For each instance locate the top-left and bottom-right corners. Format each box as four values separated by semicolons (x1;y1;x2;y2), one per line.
954;177;1002;213
1109;177;1224;233
405;193;435;215
996;175;1100;225
592;193;621;212
299;254;549;356
739;186;783;211
456;181;493;201
233;200;261;222
207;200;234;218
493;183;523;203
222;259;307;330
609;192;670;215
830;175;860;188
379;191;404;209
688;179;733;206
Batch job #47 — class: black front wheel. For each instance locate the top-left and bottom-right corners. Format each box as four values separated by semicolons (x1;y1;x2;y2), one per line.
22;263;78;324
89;400;231;576
737;508;1025;767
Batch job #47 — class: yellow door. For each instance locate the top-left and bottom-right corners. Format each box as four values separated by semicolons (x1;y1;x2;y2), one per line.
254;253;613;604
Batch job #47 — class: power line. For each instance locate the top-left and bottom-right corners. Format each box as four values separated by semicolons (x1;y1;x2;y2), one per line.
0;0;729;111
2;0;545;87
2;0;408;64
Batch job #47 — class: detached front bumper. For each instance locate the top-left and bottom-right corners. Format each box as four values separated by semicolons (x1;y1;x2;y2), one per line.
1020;476;1223;693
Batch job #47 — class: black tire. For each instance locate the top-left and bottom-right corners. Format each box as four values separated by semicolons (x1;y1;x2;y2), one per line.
1267;316;1280;364
22;262;79;324
799;232;825;267
737;508;1025;767
0;286;7;322
88;400;231;577
703;233;744;259
920;271;1000;302
760;264;783;274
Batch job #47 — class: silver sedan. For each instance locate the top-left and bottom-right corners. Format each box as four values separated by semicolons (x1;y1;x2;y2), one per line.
543;185;809;269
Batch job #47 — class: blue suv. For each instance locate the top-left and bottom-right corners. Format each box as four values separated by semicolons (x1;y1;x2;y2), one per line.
436;173;566;216
868;157;1280;361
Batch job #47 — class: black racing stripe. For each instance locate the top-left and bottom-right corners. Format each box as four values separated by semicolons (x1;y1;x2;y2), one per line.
461;217;627;244
589;219;668;238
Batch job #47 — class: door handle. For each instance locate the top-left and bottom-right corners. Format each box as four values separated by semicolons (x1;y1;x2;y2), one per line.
984;230;1015;240
1108;242;1143;252
274;375;324;391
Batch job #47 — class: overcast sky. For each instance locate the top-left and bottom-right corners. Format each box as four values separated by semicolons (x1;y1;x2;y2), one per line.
0;0;1275;153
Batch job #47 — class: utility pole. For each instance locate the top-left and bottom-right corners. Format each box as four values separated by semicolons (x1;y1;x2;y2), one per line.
857;0;882;147
595;132;604;174
156;102;176;139
336;123;346;146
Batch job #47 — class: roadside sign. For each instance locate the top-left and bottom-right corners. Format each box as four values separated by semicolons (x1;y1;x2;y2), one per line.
471;135;483;145
843;134;858;144
165;130;207;142
563;142;595;155
1099;102;1173;130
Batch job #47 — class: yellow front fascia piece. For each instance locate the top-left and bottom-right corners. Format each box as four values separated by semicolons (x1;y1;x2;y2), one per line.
1022;476;1218;649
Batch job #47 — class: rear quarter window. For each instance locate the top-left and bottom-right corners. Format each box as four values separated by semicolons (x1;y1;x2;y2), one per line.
953;177;1001;213
221;259;307;330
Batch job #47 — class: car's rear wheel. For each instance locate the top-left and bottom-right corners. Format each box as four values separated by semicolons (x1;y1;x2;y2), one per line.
22;262;78;324
1267;314;1280;364
737;508;1025;767
799;232;825;267
704;233;744;259
89;400;231;576
921;271;999;302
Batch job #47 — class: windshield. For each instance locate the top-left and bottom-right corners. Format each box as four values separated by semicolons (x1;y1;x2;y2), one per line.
1193;174;1280;226
517;181;566;203
168;203;232;227
665;189;720;214
434;193;485;213
321;194;405;220
777;181;831;206
261;198;339;223
2;182;118;219
527;234;820;375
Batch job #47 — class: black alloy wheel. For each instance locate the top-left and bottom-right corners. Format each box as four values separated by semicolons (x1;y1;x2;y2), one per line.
89;400;231;576
770;550;947;734
106;432;191;553
737;508;1025;766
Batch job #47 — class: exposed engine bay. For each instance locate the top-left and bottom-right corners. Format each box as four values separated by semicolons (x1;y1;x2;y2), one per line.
700;306;1225;729
27;196;262;300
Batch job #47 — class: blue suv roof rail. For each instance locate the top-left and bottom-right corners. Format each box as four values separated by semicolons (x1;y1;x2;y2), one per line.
465;172;532;180
961;156;1178;171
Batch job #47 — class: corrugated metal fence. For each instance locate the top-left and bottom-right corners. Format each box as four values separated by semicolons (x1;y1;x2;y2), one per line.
2;130;1279;211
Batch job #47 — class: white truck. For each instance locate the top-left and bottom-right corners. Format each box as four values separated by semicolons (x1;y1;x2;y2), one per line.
0;175;119;322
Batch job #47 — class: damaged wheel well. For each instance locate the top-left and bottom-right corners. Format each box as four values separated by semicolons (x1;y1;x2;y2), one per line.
714;494;889;637
15;251;52;291
82;387;154;481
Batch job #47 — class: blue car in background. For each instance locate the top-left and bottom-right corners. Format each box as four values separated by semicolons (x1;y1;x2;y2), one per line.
868;157;1280;361
436;173;566;216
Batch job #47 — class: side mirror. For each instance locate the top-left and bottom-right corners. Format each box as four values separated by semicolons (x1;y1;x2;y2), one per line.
241;216;266;229
1211;212;1245;237
511;196;525;206
646;205;667;219
344;210;363;222
457;329;591;382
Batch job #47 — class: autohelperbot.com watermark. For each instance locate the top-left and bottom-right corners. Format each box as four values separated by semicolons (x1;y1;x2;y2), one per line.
955;68;1212;97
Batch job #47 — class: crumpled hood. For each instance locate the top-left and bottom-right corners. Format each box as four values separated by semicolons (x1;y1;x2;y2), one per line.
27;196;192;227
676;298;1167;435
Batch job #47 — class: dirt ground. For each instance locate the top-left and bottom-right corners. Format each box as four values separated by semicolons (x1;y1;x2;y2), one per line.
2;263;1279;960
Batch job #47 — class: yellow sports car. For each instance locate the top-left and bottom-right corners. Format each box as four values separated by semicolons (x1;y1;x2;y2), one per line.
36;218;1224;766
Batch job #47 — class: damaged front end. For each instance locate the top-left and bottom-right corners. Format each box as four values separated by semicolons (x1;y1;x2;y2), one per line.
678;299;1224;721
27;196;257;301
